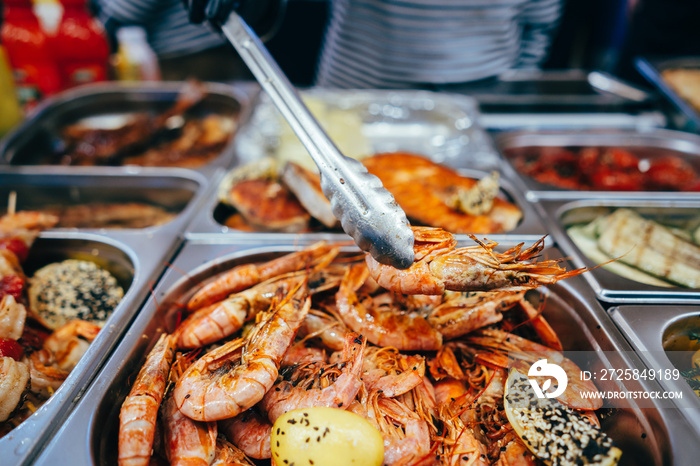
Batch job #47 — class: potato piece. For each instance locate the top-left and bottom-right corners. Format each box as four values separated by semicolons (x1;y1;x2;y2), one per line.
271;407;383;466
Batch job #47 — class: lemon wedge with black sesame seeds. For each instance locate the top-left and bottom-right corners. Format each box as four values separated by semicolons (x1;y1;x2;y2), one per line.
504;370;622;466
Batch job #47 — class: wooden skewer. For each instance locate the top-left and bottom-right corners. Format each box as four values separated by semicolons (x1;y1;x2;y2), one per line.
8;191;17;216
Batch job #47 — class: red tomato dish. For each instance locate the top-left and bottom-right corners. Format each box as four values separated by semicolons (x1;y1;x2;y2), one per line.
507;146;700;191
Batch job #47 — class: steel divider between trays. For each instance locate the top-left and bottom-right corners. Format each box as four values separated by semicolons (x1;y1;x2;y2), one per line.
0;166;212;465
31;239;690;466
530;195;700;304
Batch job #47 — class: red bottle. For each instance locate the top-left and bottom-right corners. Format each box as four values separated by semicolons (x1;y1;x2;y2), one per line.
53;0;110;89
0;0;62;109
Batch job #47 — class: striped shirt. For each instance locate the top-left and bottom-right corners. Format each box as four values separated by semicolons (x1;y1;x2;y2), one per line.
315;0;563;88
97;0;225;57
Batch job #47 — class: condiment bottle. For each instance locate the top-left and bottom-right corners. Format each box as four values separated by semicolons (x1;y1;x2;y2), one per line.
53;0;110;89
0;0;62;109
113;26;161;81
0;46;23;135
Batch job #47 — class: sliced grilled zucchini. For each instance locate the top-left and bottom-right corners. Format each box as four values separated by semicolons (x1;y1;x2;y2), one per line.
504;370;622;466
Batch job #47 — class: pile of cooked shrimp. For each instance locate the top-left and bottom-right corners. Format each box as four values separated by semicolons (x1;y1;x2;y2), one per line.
119;226;602;465
0;211;102;437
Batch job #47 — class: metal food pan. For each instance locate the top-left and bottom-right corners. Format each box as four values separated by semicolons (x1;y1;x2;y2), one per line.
234;87;503;171
0;230;177;466
636;56;700;133
185;166;548;241
0;81;250;174
610;305;700;439
0;167;209;234
495;128;700;198
536;197;700;304
32;240;694;465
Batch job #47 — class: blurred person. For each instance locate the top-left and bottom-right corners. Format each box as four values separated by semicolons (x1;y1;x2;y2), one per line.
96;0;285;81
187;0;564;89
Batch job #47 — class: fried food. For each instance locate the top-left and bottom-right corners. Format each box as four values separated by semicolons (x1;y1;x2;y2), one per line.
363;152;522;233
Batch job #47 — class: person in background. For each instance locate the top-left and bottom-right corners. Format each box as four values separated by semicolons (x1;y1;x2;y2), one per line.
95;0;285;81
186;0;564;89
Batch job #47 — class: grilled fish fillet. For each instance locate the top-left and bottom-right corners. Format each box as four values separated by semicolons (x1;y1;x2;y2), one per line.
226;178;310;233
363;152;521;234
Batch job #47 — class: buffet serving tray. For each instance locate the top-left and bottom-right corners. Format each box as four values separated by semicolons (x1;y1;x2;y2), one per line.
535;197;700;304
0;231;175;466
636;56;700;133
494;128;700;199
0;167;209;233
0;169;211;464
0;81;251;175
31;240;695;465
235;87;503;171
186;166;549;242
610;305;700;439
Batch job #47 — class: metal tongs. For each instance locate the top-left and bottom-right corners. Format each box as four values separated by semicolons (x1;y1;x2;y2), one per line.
221;12;415;269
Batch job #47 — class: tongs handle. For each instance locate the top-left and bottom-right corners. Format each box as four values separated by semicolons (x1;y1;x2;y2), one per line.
221;11;415;269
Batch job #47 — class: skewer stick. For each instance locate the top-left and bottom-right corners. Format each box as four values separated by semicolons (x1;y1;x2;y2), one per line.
7;191;17;216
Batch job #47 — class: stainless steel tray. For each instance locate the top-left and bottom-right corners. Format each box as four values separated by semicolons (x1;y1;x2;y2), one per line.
610;305;700;439
185;166;549;242
536;197;700;304
0;231;176;465
0;82;251;175
495;128;700;199
0;168;212;464
0;167;209;233
235;87;503;171
636;56;700;133
31;240;696;465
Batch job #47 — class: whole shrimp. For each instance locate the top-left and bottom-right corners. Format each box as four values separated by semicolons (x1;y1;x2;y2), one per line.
43;319;100;371
0;295;26;341
161;393;218;466
0;356;29;422
365;392;434;466
362;346;426;398
173;284;310;422
161;352;218;466
118;333;176;466
260;333;365;423
336;263;443;351
366;226;586;295
219;409;272;459
177;268;343;349
465;328;602;410
436;404;490;466
0;211;59;234
429;291;524;341
187;241;338;311
211;437;255;466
